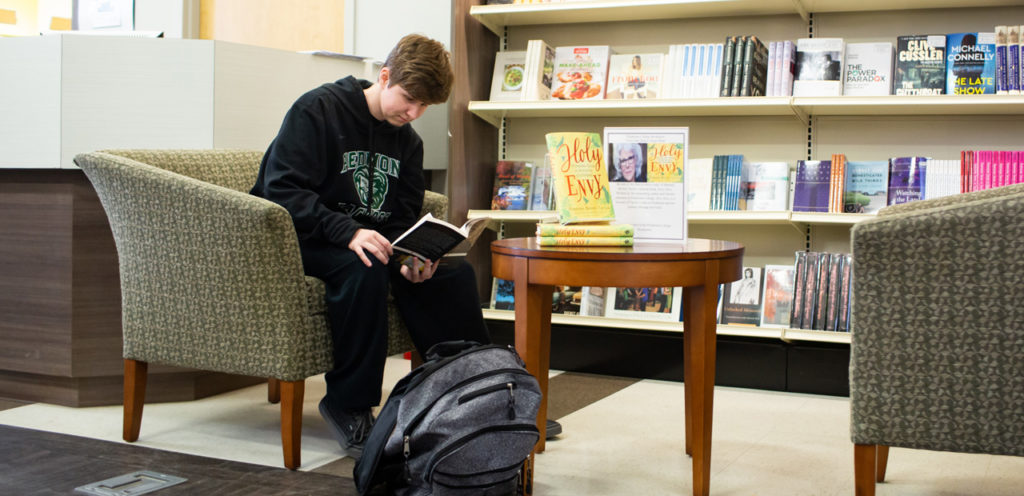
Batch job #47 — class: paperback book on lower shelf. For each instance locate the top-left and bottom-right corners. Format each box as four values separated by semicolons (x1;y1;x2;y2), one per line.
604;287;682;322
760;265;795;328
719;266;763;326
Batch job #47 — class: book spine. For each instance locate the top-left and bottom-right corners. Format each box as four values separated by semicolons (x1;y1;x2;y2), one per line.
536;224;634;237
997;26;1009;94
837;254;853;332
825;254;843;331
1009;26;1020;94
535;236;634;247
813;252;831;330
720;36;736;97
790;251;806;329
731;36;749;97
801;252;819;329
767;41;778;96
712;43;724;98
738;36;755;97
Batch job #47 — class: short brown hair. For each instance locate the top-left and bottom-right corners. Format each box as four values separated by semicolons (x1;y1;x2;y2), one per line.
383;34;454;105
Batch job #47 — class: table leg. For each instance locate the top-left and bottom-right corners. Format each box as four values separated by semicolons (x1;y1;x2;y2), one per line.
682;261;720;496
683;307;692;457
512;257;553;453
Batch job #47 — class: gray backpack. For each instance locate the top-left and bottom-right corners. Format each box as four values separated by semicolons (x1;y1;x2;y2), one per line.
354;341;541;495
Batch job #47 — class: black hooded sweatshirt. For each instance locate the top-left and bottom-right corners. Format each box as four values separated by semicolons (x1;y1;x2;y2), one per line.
251;76;425;247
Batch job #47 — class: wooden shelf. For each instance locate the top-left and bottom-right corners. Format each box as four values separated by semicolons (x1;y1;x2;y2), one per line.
468;98;797;127
469;95;1024;128
790;212;874;225
467;209;558;222
470;0;801;36
782;328;852;344
470;0;1019;35
482;309;852;343
794;94;1024;117
688;211;792;224
469;209;874;226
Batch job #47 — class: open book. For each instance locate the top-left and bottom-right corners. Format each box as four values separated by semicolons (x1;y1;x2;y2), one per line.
392;213;491;263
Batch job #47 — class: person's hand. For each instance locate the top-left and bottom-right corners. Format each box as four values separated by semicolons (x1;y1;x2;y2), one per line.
348;228;392;267
400;256;438;283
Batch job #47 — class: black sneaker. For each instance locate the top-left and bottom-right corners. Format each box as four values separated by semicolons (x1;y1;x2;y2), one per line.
546;418;562;439
319;398;374;459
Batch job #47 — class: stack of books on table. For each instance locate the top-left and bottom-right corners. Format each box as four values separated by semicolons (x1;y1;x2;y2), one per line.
535;223;634;246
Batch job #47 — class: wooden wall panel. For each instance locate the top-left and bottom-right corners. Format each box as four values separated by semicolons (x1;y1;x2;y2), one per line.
450;0;499;300
0;171;74;376
199;0;345;53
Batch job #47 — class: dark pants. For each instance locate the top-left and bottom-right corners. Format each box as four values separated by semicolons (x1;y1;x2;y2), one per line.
299;239;490;411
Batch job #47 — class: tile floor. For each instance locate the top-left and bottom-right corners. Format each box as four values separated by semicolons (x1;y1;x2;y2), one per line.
1;356;1021;495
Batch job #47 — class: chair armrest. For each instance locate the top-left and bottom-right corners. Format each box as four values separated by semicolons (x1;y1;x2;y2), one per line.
850;190;1024;455
422;189;449;220
75;152;331;380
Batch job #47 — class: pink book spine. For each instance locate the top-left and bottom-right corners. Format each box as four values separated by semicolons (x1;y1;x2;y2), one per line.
974;150;983;190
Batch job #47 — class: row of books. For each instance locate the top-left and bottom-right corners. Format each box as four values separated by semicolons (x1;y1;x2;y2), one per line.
693;152;1024;214
490;281;682;324
489;253;851;333
489;28;1024;102
490;160;552;211
534;223;635;247
493;147;1024;221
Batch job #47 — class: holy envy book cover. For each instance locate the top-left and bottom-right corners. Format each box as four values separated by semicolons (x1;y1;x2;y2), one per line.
793;160;832;212
545;132;615;224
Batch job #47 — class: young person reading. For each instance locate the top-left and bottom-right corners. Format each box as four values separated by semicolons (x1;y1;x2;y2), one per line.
250;34;493;458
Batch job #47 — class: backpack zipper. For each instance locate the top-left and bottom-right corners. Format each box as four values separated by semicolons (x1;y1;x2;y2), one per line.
403;367;533;439
424;424;540;484
457;382;519;420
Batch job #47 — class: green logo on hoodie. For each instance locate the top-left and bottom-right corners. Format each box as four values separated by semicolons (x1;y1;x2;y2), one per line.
341;151;399;211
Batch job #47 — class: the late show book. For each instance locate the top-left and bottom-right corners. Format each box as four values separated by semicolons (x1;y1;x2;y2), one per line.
392;213;490;263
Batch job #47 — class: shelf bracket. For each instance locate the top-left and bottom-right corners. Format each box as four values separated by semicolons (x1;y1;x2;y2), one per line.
789;102;809;126
790;0;809;22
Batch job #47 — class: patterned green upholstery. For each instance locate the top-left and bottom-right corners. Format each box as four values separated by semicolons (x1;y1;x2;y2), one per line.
75;150;443;382
850;183;1024;456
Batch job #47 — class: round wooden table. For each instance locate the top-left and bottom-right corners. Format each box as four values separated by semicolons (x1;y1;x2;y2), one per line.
491;237;744;496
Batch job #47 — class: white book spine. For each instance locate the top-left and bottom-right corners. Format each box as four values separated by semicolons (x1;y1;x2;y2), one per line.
767;41;778;96
711;43;723;98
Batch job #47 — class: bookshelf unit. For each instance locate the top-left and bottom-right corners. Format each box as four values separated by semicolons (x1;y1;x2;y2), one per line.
451;1;1024;391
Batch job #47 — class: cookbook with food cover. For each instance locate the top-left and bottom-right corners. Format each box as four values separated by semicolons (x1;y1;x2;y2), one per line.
489;50;527;101
550;45;611;100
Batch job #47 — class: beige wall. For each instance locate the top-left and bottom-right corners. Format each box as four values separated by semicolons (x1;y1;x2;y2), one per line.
199;0;344;52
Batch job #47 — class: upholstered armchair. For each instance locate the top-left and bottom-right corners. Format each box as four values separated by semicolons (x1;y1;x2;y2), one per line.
849;183;1024;495
75;149;444;469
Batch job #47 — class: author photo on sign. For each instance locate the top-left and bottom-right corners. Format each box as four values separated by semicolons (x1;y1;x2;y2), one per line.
610;142;647;182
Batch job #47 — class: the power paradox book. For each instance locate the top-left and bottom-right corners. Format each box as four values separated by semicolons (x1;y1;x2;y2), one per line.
392;213;491;263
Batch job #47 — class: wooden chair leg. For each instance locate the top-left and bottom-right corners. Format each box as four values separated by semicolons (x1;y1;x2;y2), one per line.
280;379;304;470
123;359;147;442
854;443;877;496
410;349;424;369
876;445;890;482
267;378;281;404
